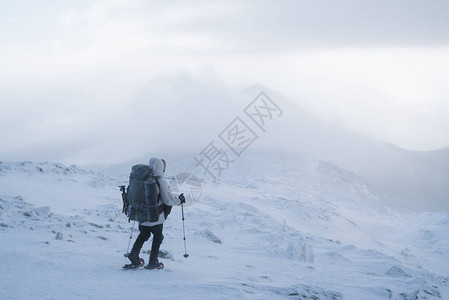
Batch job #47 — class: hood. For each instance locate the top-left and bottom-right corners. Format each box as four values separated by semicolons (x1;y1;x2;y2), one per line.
149;157;165;178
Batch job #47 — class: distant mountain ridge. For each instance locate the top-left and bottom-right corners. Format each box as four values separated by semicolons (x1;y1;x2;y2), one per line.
238;87;449;211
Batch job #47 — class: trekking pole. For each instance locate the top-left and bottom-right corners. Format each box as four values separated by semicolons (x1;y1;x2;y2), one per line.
181;203;189;258
124;220;136;257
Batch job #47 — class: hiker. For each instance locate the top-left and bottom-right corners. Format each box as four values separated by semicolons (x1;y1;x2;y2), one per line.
125;157;185;269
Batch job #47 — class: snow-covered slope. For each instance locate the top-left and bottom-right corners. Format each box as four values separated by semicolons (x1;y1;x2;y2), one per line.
0;161;120;214
0;156;448;299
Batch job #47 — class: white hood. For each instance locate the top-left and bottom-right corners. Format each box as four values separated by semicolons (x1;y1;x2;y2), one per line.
149;158;165;178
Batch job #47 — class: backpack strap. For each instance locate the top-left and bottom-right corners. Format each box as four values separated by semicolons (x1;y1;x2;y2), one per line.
155;179;162;202
155;179;164;215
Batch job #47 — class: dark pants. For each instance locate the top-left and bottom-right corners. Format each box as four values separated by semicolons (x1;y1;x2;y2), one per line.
131;223;164;265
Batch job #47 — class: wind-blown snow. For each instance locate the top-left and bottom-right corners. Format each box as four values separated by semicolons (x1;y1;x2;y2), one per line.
0;154;448;299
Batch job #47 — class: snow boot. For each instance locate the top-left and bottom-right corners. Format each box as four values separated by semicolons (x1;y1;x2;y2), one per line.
145;261;164;270
123;251;144;269
128;251;141;265
122;257;144;269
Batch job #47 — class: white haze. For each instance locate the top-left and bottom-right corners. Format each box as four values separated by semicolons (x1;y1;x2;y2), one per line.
1;1;448;211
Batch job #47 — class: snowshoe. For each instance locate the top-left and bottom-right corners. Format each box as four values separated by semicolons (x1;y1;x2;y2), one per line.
144;261;164;270
122;258;145;269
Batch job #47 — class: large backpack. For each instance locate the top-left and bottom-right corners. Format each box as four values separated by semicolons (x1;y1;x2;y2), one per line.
125;164;164;222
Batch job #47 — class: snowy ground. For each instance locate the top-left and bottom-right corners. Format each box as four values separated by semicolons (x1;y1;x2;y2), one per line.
0;156;448;299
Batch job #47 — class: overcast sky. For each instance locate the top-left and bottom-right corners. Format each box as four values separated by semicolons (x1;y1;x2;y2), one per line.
1;0;449;164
